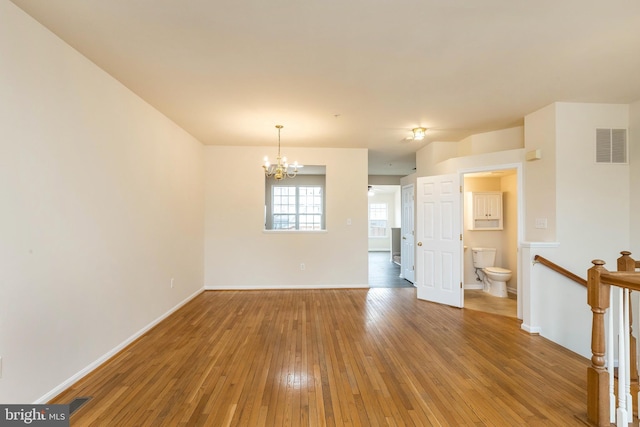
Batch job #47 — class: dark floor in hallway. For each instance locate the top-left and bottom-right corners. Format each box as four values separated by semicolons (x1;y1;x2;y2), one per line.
368;251;414;288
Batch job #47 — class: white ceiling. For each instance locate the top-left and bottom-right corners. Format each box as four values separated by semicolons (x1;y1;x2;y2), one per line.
10;0;640;175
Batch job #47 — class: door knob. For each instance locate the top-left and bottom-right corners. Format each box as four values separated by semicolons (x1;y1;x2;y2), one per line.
417;242;423;246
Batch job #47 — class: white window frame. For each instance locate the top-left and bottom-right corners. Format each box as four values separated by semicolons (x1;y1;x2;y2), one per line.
368;202;388;238
270;184;324;231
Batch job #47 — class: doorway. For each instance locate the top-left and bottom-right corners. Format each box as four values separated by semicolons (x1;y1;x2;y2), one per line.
462;167;519;318
367;185;413;288
414;164;523;319
368;251;412;288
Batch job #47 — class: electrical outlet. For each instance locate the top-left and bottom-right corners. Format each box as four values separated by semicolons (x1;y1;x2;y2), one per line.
535;218;548;229
170;278;174;288
300;263;305;271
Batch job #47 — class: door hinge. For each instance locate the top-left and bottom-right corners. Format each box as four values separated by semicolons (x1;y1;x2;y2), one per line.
459;234;462;241
460;185;463;192
460;282;463;289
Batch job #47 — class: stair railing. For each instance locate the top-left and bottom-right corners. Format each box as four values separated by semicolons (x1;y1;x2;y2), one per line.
587;251;640;426
533;254;587;287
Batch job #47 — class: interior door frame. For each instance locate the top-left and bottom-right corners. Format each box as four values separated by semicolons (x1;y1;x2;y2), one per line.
401;183;415;283
459;162;524;319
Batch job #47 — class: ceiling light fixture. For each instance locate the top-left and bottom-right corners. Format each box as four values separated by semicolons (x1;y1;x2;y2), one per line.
263;125;302;180
412;127;427;140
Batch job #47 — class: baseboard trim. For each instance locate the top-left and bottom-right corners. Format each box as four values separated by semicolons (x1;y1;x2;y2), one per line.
36;288;204;404
521;323;541;335
204;284;370;290
464;283;483;290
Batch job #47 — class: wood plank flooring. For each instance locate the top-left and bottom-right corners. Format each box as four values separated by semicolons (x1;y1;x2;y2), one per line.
52;288;589;426
464;289;517;318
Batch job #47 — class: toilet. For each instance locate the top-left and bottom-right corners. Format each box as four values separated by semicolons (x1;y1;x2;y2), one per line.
471;247;512;298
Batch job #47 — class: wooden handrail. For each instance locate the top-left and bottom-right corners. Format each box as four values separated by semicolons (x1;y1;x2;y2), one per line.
599;271;640;290
533;255;587;287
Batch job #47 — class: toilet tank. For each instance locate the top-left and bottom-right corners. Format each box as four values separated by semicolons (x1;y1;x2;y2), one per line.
471;247;496;268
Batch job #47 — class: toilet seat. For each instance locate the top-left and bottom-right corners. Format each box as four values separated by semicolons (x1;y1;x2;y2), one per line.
484;267;510;274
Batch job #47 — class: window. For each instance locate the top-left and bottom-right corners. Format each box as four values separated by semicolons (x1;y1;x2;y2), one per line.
369;203;388;237
264;167;326;231
271;185;323;230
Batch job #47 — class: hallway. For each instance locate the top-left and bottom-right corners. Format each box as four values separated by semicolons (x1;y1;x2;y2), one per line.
368;251;413;288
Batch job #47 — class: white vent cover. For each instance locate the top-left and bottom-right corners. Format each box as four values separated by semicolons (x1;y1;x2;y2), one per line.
596;128;627;164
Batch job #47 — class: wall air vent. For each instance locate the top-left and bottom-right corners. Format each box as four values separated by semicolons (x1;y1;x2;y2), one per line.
596;128;627;164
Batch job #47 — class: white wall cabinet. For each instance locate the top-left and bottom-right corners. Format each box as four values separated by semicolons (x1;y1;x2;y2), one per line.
467;192;503;230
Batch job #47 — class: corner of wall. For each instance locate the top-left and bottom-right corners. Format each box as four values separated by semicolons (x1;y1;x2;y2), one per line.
630;100;640;255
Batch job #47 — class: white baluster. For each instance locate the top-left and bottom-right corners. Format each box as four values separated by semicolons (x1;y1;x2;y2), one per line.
625;289;633;419
609;290;616;423
618;287;629;426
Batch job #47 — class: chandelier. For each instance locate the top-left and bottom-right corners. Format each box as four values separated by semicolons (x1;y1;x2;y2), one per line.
263;125;302;180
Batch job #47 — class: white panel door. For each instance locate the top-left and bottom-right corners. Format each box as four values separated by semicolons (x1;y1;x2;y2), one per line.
401;184;415;283
416;174;462;307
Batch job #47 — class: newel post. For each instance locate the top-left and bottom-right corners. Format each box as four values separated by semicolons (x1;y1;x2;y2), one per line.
587;259;610;426
618;251;637;272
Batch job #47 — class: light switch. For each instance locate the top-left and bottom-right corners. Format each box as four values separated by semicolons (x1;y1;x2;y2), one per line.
535;218;547;229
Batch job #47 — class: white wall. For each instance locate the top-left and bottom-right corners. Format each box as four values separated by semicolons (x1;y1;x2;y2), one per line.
204;146;368;288
630;100;640;256
523;104;557;242
0;0;205;404
523;102;631;358
556;102;630;268
417;147;524;178
418;141;459;168
419;126;523;171
458;126;524;157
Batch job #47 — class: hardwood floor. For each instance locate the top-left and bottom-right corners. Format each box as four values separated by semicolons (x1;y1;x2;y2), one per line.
464;289;517;318
52;289;589;426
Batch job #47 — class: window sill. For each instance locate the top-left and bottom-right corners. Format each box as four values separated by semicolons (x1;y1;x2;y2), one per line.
263;229;328;234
